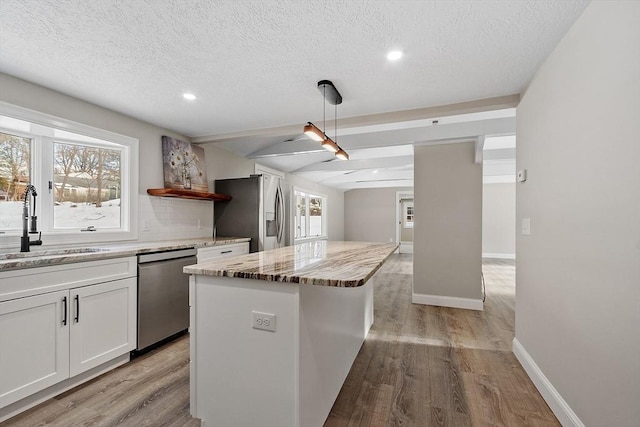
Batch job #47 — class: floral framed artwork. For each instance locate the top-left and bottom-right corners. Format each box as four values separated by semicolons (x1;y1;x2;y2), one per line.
161;136;208;192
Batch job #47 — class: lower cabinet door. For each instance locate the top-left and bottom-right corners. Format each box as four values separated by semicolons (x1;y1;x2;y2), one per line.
0;290;70;409
69;278;136;377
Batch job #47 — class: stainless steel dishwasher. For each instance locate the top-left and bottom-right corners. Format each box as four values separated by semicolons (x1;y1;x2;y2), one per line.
136;248;197;351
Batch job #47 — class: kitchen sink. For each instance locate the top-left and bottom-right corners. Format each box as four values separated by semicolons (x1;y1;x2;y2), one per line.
0;247;111;260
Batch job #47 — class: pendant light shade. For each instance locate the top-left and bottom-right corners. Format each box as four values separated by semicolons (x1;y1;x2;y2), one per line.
303;80;349;161
335;149;349;161
303;122;325;142
321;138;339;153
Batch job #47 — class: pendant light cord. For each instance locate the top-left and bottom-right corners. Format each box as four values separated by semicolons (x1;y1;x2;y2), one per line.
323;85;326;137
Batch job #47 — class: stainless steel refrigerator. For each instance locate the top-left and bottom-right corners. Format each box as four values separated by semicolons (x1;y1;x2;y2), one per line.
214;175;285;253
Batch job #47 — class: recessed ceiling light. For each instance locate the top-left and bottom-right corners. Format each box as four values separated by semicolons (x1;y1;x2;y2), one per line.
386;50;403;61
372;170;379;174
183;93;196;100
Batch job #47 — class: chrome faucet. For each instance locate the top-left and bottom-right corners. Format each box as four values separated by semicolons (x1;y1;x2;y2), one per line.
20;185;43;252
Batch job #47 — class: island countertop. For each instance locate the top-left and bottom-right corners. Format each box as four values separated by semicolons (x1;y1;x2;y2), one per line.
183;240;398;287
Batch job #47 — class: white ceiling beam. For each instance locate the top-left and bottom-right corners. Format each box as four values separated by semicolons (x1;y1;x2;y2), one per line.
247;116;515;158
321;169;413;184
291;155;413;173
475;135;485;164
190;95;519;144
337;180;415;190
483;147;516;161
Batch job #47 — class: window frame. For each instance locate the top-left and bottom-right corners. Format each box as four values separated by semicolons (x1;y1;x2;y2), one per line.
293;187;327;243
0;102;139;249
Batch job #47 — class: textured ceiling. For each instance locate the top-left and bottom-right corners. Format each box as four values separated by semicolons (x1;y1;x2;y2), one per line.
0;0;589;139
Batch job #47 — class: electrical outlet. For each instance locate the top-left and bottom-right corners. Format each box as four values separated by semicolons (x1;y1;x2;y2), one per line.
143;219;150;232
522;218;531;235
197;219;202;229
252;311;276;332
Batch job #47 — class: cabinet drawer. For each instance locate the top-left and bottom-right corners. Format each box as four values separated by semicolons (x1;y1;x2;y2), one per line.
197;243;249;263
0;257;137;302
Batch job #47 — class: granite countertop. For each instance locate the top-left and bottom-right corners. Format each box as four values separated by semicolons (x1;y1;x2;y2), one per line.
184;241;398;287
0;237;250;271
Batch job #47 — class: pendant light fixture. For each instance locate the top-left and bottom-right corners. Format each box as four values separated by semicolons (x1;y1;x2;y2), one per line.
304;80;349;160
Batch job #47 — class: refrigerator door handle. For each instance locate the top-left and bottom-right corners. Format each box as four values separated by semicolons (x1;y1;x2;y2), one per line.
276;184;284;244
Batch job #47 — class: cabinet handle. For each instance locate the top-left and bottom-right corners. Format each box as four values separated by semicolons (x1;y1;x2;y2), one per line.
62;296;67;326
74;295;79;323
221;250;232;254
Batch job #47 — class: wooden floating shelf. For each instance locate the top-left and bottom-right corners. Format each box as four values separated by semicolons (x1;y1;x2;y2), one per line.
147;188;231;202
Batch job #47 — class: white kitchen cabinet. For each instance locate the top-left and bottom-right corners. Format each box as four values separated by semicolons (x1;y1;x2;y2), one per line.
197;242;249;263
0;257;137;415
69;278;136;377
0;290;70;408
188;241;248;415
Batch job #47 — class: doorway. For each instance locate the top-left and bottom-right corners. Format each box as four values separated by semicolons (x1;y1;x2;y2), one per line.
396;191;414;254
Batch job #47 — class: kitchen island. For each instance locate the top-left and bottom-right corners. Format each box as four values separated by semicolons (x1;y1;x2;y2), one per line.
184;241;397;427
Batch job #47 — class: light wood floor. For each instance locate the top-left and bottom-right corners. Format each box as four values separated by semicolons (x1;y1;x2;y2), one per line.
2;255;558;427
325;256;558;427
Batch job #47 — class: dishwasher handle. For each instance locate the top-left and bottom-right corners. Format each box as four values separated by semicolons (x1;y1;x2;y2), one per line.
138;248;197;264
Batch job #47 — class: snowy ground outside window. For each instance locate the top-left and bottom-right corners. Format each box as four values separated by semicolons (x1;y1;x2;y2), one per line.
0;200;121;230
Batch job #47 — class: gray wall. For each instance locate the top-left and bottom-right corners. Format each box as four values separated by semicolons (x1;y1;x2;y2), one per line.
344;187;412;243
515;1;640;425
482;182;515;257
413;142;482;301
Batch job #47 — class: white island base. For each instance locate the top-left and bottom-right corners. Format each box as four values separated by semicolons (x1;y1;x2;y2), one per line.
189;275;374;427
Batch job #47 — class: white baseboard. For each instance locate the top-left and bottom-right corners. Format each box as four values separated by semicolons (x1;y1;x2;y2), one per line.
412;293;483;311
512;338;585;427
482;252;516;259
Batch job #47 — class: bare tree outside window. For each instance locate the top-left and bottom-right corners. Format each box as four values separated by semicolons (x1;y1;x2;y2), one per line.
53;142;122;228
0;132;30;201
0;132;31;230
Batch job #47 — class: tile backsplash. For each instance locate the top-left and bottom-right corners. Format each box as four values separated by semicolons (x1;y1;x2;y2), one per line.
138;195;213;242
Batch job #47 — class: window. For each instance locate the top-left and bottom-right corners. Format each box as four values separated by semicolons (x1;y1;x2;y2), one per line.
0;102;138;248
53;142;122;229
294;189;327;241
403;203;414;228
